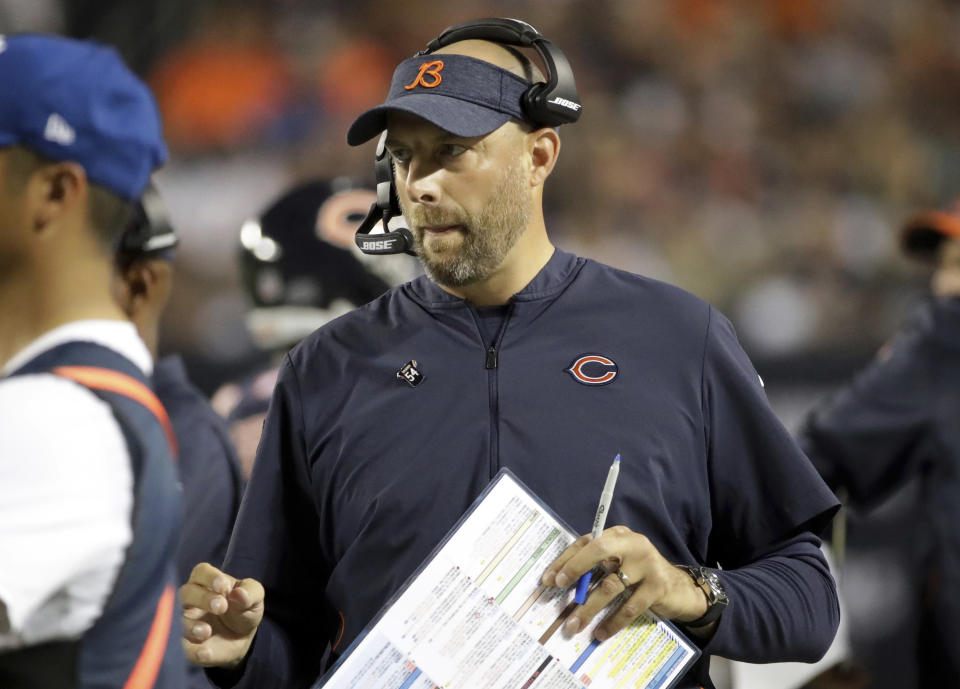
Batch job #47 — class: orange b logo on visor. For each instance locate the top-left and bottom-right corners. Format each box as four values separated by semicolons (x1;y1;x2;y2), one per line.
404;60;444;90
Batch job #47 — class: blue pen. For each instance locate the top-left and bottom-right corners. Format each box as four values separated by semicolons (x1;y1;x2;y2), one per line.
574;454;621;605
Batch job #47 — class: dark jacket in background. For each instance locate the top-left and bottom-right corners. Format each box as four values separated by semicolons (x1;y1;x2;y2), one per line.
153;355;244;689
800;296;960;683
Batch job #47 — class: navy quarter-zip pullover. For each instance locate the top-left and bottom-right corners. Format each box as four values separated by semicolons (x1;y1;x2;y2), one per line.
216;249;839;689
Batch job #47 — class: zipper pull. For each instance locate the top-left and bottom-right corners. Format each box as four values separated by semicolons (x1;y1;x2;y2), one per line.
485;347;498;369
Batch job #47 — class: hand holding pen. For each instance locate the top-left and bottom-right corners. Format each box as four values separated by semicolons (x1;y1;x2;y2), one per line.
540;455;714;641
575;454;621;604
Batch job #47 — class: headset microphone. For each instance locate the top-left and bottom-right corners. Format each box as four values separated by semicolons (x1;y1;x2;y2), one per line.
355;132;416;256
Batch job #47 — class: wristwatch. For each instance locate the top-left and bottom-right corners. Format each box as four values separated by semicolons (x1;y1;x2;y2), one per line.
675;565;728;628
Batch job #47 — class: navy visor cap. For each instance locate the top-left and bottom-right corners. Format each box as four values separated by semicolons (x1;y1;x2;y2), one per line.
347;53;530;145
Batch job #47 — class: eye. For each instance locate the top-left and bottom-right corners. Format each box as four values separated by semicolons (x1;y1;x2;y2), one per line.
439;143;467;158
389;148;411;165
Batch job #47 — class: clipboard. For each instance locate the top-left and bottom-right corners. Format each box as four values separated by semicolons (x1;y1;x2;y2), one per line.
314;468;699;689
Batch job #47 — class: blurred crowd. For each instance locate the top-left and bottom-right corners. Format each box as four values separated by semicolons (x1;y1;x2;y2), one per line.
6;0;960;387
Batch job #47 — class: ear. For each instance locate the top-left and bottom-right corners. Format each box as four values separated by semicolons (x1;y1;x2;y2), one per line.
133;259;175;314
111;261;147;318
527;127;561;188
32;161;88;233
127;263;152;302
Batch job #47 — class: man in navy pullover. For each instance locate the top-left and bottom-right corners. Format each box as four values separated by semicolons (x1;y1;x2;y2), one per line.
182;25;840;689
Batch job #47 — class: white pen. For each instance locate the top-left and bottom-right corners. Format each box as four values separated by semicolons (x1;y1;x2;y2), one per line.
574;454;621;604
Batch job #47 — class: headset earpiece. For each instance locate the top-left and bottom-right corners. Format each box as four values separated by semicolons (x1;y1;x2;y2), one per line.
425;17;581;128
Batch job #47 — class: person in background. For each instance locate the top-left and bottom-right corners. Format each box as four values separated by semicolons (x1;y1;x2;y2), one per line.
112;184;245;584
181;20;839;689
0;34;182;688
211;177;415;478
799;201;960;685
111;183;244;688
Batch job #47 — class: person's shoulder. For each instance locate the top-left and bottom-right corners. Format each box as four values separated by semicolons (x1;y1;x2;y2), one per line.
927;296;960;349
576;257;713;330
858;295;960;375
154;358;233;440
152;356;223;417
287;283;415;363
0;372;109;418
581;257;709;304
0;373;130;466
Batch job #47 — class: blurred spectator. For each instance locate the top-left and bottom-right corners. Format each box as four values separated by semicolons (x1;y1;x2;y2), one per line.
799;200;960;685
112;184;244;688
0;0;62;33
150;35;293;150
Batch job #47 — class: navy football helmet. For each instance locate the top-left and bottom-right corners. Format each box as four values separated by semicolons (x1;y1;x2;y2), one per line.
239;177;414;350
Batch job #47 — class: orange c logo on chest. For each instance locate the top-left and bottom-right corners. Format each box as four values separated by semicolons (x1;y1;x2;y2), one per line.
404;60;444;90
566;355;619;386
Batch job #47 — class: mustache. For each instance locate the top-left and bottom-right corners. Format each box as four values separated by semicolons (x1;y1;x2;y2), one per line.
407;206;468;230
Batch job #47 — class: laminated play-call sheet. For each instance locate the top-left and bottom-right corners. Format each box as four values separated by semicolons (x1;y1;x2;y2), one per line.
314;470;698;689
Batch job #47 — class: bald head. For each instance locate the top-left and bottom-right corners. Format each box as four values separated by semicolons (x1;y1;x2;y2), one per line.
346;37;549;145
433;39;545;83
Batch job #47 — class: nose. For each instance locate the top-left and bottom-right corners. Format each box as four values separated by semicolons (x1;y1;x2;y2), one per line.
400;157;442;206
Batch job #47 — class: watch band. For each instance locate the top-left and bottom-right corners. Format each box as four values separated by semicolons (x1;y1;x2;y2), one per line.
676;565;728;628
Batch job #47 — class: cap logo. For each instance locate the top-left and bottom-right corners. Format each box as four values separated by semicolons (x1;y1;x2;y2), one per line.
404;60;444;90
44;113;75;145
566;354;619;386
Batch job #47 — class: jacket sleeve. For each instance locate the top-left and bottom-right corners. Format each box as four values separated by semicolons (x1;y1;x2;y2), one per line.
798;313;935;507
702;533;838;662
207;355;337;689
699;308;840;662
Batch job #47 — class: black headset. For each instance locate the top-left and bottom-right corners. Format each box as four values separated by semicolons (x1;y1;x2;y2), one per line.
354;17;581;256
116;183;179;266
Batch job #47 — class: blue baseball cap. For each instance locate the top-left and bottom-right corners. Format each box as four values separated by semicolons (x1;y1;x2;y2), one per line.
347;53;529;146
0;34;167;201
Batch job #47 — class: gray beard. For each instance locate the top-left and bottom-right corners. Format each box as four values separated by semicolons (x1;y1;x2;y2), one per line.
406;161;531;288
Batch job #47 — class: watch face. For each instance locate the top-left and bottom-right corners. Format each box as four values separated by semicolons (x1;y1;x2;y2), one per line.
703;570;728;605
